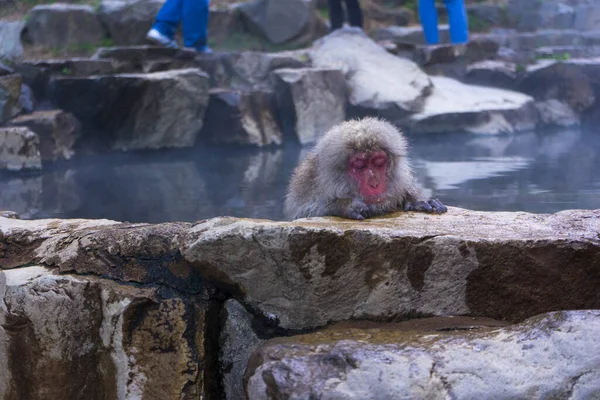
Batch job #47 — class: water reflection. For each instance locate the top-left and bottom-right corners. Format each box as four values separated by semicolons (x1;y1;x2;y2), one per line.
1;128;599;222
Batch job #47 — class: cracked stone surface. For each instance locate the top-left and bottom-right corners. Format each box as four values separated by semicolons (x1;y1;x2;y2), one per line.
245;310;600;399
0;266;210;399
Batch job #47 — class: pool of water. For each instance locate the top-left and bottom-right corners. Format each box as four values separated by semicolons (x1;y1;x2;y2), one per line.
1;128;599;223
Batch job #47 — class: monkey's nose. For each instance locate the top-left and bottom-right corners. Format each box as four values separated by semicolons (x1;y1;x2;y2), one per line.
369;180;379;188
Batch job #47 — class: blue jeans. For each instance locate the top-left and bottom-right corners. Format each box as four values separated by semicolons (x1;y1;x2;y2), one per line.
153;0;210;49
418;0;468;44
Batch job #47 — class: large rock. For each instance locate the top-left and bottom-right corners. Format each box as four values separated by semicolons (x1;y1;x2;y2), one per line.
272;67;346;145
0;21;24;61
465;60;519;90
373;25;450;46
237;0;314;44
97;0;165;46
22;4;107;50
0;74;22;124
7;110;81;161
181;208;600;330
246;310;600;399
198;88;283;147
208;6;245;44
410;76;538;134
51;68;210;151
0;266;212;399
520;60;596;113
535;99;580;128
506;0;575;31
0;127;41;171
311;28;432;118
195;50;311;90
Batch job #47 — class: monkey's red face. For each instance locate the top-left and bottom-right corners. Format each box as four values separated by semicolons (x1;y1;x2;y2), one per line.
348;150;389;204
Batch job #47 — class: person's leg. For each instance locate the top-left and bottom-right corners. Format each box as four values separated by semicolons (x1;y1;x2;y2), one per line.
182;0;210;50
418;0;440;44
153;0;183;38
344;0;364;28
328;0;345;31
443;0;469;43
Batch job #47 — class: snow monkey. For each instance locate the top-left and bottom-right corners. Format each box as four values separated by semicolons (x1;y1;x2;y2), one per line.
284;118;447;220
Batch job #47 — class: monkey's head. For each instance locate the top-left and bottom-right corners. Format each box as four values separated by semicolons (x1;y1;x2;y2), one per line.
315;118;409;204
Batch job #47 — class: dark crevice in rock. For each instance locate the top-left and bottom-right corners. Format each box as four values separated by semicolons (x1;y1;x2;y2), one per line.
203;299;225;400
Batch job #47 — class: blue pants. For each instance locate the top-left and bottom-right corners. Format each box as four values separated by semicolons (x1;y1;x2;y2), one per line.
153;0;210;49
418;0;468;44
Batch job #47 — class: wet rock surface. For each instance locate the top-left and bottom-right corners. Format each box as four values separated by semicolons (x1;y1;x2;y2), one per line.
0;75;22;125
246;310;600;399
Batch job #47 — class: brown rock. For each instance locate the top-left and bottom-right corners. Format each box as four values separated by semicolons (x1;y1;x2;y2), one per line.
8;110;81;161
0;266;211;399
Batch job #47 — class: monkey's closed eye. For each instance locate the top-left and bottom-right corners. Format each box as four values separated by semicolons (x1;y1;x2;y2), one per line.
373;157;387;167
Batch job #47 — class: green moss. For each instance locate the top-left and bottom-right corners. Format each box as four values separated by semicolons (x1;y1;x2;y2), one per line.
468;14;490;33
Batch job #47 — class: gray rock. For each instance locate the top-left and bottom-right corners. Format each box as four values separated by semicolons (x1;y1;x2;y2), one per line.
22;4;107;50
97;0;165;46
238;0;313;44
0;62;13;76
0;210;19;219
272;67;346;145
574;3;600;30
410;76;537;134
17;84;34;114
220;300;264;400
7;110;81;161
20;58;117;76
311;28;432;117
0;20;24;61
92;45;196;62
181;208;600;330
367;4;412;26
198;88;283;147
520;60;595;113
506;0;575;31
51;68;209;151
208;6;245;44
195;50;311;89
465;60;518;90
0;74;22;124
0;265;210;399
0;127;41;171
246;311;600;399
535;99;580;127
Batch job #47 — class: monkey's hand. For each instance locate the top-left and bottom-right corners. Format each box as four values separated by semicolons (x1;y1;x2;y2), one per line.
337;198;371;220
404;198;448;214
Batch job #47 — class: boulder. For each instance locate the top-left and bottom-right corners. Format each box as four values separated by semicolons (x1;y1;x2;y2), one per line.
272;67;346;145
51;68;210;151
22;4;107;50
466;3;507;26
574;2;600;31
0;266;212;399
91;45;197;72
220;300;264;400
520;61;595;113
198;88;283;147
506;0;575;31
7;110;81;161
19;58;117;77
97;0;165;46
0;127;41;171
535;99;580;127
0;21;24;61
246;310;600;399
465;60;519;90
311;28;432;118
195;50;311;89
237;0;314;44
0;74;22;124
181;208;600;330
410;76;538;134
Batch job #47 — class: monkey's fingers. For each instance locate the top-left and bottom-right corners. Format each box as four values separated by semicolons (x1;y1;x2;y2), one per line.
348;211;365;220
428;198;448;214
404;200;433;213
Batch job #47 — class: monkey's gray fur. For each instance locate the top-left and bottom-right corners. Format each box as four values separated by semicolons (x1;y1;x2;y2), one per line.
284;118;447;220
